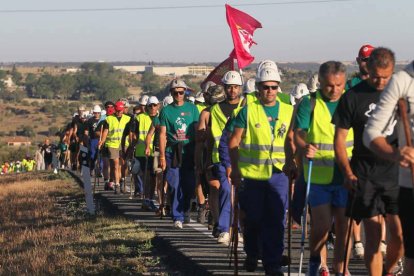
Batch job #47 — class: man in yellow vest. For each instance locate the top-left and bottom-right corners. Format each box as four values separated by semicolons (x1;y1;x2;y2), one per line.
131;96;160;208
99;101;131;194
205;70;243;243
229;67;293;275
294;61;351;276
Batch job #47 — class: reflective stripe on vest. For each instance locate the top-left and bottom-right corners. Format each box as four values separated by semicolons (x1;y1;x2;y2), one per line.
134;113;154;157
303;90;354;184
238;100;293;180
210;101;242;163
105;114;131;149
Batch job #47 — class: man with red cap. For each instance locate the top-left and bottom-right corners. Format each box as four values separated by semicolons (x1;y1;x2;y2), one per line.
346;44;375;89
99;101;131;194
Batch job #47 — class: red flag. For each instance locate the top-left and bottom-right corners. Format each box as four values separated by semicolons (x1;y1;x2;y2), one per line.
200;57;234;89
226;4;262;69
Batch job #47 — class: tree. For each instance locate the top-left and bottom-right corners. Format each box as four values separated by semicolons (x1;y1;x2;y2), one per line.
141;71;163;94
11;65;23;86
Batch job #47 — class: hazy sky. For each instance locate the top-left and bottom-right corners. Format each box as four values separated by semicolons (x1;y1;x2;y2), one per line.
0;0;412;63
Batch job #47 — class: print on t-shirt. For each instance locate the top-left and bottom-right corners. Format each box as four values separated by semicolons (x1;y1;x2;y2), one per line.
175;117;188;141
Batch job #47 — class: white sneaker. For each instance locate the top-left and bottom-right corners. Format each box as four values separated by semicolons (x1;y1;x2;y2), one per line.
217;232;230;244
353;241;364;259
380;241;387;256
173;221;183;229
238;233;244;243
184;212;191;223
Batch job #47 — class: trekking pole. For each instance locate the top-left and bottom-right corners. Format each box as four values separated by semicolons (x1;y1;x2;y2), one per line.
288;174;294;276
232;181;240;276
343;189;357;276
299;159;313;276
94;125;104;194
398;98;414;189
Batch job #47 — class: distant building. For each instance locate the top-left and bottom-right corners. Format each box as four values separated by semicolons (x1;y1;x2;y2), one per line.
3;76;14;88
63;68;81;73
114;66;146;74
144;65;214;76
7;137;31;147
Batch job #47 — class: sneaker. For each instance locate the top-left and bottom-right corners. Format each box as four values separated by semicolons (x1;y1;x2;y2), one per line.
244;255;258;272
380;240;387;256
173;220;183;229
265;266;284;276
280;255;290;267
217;232;230;244
319;267;330;276
104;181;109;191
353;241;364;259
238;233;244;243
327;232;336;251
114;183;120;194
212;223;220;238
184;211;191;223
197;204;208;224
108;182;115;191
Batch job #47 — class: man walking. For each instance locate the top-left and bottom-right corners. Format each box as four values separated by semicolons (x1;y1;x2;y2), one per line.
333;47;403;276
159;79;199;229
229;67;292;276
363;60;414;276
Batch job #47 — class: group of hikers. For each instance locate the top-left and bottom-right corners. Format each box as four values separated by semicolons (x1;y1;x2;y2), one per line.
52;44;413;276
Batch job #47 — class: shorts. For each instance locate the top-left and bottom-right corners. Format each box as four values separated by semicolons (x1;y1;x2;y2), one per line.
107;147;121;159
152;151;163;174
399;187;414;259
347;178;399;222
309;184;348;208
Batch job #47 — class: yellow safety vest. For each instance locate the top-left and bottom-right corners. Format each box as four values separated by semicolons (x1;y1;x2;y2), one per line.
105;114;131;149
134;112;154;157
196;103;208;113
238;100;293;180
210;101;243;163
303;91;354;184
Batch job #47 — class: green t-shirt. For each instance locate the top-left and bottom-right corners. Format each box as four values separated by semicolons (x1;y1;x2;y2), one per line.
345;76;362;91
159;102;199;153
295;91;343;185
234;102;280;130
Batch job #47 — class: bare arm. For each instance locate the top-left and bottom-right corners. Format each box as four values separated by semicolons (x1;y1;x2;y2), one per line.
294;128;318;159
145;124;156;156
334;127;357;190
98;129;108;149
159;126;167;171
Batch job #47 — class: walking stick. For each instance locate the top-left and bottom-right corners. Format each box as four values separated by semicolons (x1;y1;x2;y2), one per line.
299;159;313;276
288;174;294;276
228;179;239;276
398;98;414;188
343;189;357;276
93;125;104;195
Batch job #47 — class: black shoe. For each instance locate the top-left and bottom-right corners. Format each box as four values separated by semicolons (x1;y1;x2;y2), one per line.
280;255;290;267
212;223;220;238
244;256;258;272
197;204;208;224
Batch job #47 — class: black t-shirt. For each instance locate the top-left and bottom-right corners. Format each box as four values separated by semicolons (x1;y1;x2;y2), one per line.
332;80;398;180
208;102;239;127
86;117;100;140
41;144;54;162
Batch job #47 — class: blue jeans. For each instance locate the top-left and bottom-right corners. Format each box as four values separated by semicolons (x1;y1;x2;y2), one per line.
213;163;231;233
165;152;196;222
239;171;288;270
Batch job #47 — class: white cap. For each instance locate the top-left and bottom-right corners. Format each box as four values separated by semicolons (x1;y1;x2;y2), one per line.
73;112;78;118
256;60;279;75
93;104;102;113
188;96;195;103
307;74;320;93
256;68;281;83
147;96;159;105
139;95;149;105
195;91;205;103
119;98;130;107
290;83;310;105
170;79;187;90
163;95;174;106
243;78;256;93
221;70;243;86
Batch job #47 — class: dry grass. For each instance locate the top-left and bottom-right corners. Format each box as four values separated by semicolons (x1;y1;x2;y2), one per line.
0;172;160;275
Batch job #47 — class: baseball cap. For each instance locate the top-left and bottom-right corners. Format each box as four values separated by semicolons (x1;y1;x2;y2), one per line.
358;44;375;58
139;95;149;106
147;96;159;105
115;101;125;111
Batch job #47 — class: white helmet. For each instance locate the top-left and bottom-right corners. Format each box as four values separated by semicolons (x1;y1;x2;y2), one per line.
92;104;102;113
170;79;187;90
290;83;310;105
221;71;243;86
195;91;205;103
243;78;256;94
307;74;320;93
256;68;281;83
163;95;174;106
139;95;149;105
187;96;195;103
256;60;279;75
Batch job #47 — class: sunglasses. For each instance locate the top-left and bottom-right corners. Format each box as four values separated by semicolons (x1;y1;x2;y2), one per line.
148;104;158;108
262;85;279;90
360;57;370;62
173;91;185;96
